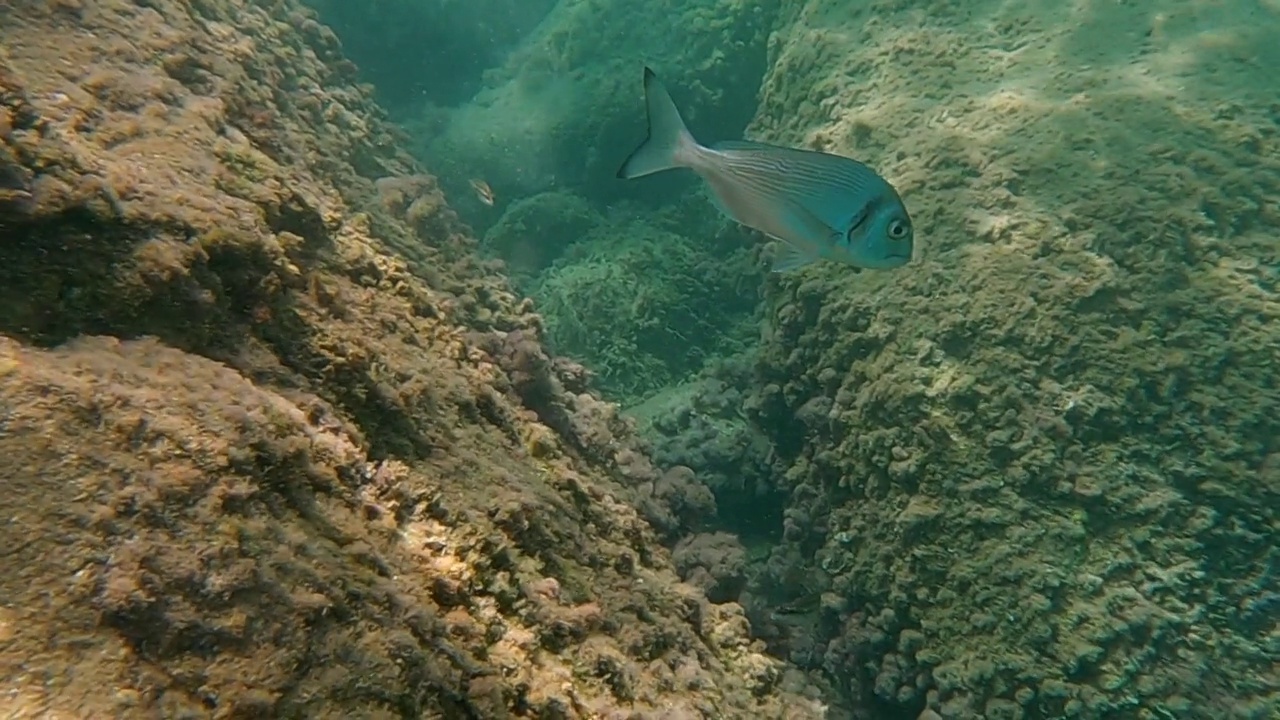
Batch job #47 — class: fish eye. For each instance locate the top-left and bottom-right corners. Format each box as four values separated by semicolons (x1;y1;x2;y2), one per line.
887;219;910;239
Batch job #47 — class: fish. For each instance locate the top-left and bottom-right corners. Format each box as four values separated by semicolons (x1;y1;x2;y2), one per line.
617;67;914;273
469;178;495;206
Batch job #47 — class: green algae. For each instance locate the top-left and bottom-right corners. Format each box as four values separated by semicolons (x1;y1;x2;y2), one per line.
531;220;754;406
482;190;604;279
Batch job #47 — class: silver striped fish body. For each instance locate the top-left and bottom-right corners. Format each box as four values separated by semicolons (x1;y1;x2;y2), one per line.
617;67;914;272
693;140;913;271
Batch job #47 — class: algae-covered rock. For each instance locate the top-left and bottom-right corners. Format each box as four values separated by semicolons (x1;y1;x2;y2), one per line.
482;189;603;277
740;1;1280;718
627;356;782;540
531;220;754;405
0;2;830;718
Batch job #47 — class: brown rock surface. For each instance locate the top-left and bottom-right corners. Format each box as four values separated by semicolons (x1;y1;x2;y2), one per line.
0;1;822;718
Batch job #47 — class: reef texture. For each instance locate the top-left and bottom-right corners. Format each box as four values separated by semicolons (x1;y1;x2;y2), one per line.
529;219;756;405
0;1;824;718
627;358;781;543
310;0;1280;715
392;0;779;399
740;1;1280;718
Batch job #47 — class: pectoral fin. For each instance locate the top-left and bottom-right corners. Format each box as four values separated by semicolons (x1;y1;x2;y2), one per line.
779;198;840;248
771;242;820;273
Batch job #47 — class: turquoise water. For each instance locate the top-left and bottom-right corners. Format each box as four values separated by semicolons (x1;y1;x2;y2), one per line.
309;1;1279;717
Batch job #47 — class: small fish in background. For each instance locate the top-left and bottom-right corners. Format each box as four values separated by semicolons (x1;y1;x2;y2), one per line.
617;67;914;273
469;178;495;206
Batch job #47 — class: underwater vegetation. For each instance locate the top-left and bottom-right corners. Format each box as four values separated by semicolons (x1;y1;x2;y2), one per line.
480;188;761;404
531;219;755;405
0;0;1277;718
379;0;1279;717
733;1;1280;717
0;1;825;717
481;190;602;279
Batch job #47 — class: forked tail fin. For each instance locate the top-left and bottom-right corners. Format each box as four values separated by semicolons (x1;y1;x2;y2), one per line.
616;67;697;179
